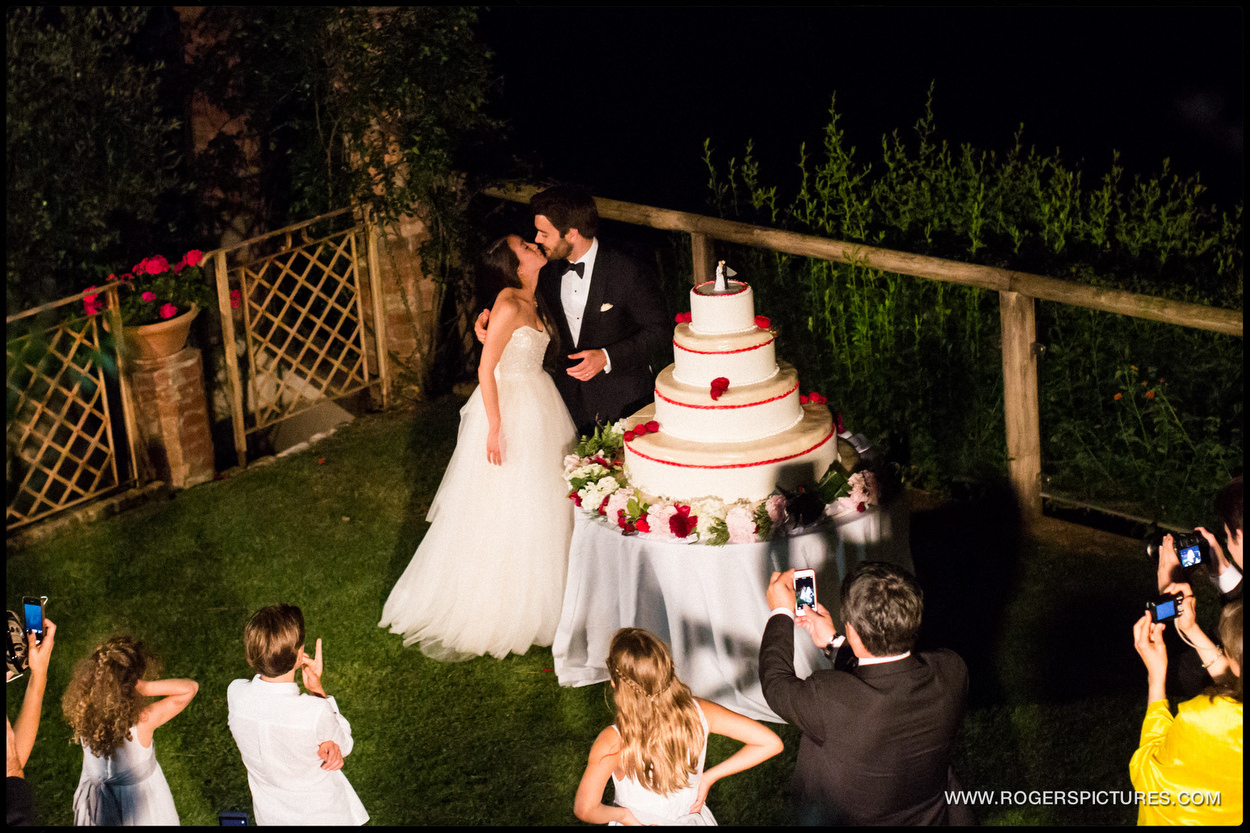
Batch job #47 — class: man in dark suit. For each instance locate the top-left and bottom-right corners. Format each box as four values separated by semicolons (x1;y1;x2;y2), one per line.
760;563;971;826
478;184;669;436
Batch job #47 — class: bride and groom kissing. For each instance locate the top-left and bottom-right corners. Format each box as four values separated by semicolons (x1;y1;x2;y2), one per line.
379;183;669;661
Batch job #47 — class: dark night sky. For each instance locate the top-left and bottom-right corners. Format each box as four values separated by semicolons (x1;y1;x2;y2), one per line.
477;6;1244;214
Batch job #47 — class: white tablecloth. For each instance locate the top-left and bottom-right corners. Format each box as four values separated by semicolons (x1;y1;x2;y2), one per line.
552;496;913;723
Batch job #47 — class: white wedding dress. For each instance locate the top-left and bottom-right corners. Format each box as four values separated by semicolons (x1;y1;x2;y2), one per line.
379;325;577;661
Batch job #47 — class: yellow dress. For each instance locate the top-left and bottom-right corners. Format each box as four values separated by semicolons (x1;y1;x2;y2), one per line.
1129;695;1243;825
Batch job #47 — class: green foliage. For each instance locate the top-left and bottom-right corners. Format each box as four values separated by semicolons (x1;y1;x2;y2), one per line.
702;83;1243;522
6;7;186;313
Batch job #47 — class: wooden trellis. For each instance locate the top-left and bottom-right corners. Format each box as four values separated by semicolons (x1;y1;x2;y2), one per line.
213;207;388;468
6;288;140;531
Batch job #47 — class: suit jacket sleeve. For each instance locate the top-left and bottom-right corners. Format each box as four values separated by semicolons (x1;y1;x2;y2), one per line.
598;248;668;372
759;613;830;744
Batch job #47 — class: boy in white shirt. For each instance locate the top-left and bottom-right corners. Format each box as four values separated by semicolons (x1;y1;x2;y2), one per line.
227;604;368;825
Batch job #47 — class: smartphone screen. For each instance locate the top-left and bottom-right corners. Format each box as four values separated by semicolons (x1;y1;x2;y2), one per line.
794;572;817;612
23;600;43;640
1178;544;1202;568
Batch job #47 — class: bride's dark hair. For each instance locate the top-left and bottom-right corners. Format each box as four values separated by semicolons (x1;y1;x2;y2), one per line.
477;235;562;372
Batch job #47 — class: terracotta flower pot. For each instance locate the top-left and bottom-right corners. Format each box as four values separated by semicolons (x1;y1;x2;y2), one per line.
120;304;201;360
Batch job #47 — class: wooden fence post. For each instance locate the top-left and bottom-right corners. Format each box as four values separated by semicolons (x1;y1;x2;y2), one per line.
691;232;713;286
214;250;248;469
1000;290;1042;519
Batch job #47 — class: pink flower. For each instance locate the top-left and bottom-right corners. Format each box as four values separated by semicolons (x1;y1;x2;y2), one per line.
182;250;203;269
647;505;678;540
137;255;169;276
159;303;179;320
726;504;757;544
141;291;156;302
82;288;104;316
230;289;242;309
765;495;787;524
604;489;635;524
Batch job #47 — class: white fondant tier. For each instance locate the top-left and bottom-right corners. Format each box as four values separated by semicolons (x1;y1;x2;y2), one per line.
653;361;802;443
690;280;754;334
623;403;839;503
672;323;777;387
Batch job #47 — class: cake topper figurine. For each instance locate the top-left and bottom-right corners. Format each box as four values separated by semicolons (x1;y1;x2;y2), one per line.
713;260;738;293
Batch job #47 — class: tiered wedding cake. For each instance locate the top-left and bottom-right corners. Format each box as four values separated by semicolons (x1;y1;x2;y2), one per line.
622;265;839;503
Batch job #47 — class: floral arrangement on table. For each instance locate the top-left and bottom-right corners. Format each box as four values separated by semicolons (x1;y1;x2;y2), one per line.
82;250;216;326
563;418;879;546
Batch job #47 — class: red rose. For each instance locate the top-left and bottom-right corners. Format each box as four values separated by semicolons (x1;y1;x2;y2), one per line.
675;312;692;324
635;515;650;533
856;502;866;513
799;394;809;404
632;423;648;436
624;430;635;442
755;315;771;329
570;491;582;507
669;504;698;538
645;420;659;433
598;496;610;516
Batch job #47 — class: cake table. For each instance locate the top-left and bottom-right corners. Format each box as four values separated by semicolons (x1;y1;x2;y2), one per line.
552;492;913;723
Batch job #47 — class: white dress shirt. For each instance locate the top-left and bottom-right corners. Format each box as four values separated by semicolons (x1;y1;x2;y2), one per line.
560;237;612;372
227;676;368;826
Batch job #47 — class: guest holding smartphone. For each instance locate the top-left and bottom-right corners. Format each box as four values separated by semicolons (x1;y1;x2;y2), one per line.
7;617;56;826
62;635;197;825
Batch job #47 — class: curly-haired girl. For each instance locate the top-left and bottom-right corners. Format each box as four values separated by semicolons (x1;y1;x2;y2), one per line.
574;628;783;825
62;635;197;825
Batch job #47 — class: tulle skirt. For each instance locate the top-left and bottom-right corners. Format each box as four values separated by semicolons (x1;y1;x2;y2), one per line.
380;371;577;661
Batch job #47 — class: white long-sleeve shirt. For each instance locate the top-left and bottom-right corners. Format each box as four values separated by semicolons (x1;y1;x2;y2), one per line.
227;676;368;826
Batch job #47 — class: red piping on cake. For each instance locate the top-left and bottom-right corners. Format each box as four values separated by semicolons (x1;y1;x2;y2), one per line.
625;428;835;469
673;336;774;355
654;381;798;410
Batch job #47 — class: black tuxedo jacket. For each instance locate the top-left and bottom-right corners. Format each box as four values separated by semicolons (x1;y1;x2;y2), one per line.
759;614;970;825
539;243;668;434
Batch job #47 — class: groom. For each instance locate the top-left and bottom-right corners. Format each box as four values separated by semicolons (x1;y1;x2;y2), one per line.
477;184;669;436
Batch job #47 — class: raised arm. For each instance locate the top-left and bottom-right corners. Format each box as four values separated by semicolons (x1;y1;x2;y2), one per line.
12;619;55;769
135;676;199;746
573;727;640;826
689;697;783;813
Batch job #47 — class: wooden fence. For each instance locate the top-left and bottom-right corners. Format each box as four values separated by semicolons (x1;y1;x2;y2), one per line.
6;285;141;531
485;183;1243;518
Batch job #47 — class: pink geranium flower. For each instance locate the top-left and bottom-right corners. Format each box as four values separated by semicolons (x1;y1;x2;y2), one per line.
141;291;156;302
159;303;179;320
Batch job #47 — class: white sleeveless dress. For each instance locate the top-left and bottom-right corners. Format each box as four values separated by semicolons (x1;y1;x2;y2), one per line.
610;701;717;825
379;325;577;660
72;728;180;825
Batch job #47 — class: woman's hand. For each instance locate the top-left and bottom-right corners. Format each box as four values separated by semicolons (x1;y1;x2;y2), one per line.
688;773;717;815
1157;534;1183;593
487;426;503;466
1133;611;1169;704
1195;526;1232;577
26;619;55;680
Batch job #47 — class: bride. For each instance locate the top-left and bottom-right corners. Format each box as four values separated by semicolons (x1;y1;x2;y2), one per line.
379;235;577;661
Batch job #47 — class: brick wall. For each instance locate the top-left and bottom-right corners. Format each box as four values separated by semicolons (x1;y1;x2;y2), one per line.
128;348;216;489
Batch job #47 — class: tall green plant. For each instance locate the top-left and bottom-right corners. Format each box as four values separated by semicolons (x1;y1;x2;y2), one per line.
702;84;1241;517
6;6;186;313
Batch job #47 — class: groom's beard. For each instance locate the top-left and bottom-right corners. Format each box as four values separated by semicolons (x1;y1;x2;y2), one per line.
540;235;573;262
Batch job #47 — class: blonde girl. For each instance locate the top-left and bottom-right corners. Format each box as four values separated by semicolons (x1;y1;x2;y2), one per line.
62;635;197;825
574;628;783;825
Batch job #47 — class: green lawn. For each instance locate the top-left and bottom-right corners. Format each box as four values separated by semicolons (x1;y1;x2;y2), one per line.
5;395;1221;825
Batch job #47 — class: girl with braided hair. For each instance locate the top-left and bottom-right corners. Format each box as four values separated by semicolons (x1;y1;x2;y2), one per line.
574;628;782;825
61;635;197;825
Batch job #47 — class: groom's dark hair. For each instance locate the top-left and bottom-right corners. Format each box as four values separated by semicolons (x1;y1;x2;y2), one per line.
532;184;599;240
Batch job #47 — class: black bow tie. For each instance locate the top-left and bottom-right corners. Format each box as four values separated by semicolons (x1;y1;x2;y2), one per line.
563;261;585;278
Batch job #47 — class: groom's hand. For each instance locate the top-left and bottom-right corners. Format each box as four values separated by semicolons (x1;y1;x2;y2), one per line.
567;349;607;381
474;309;490;345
